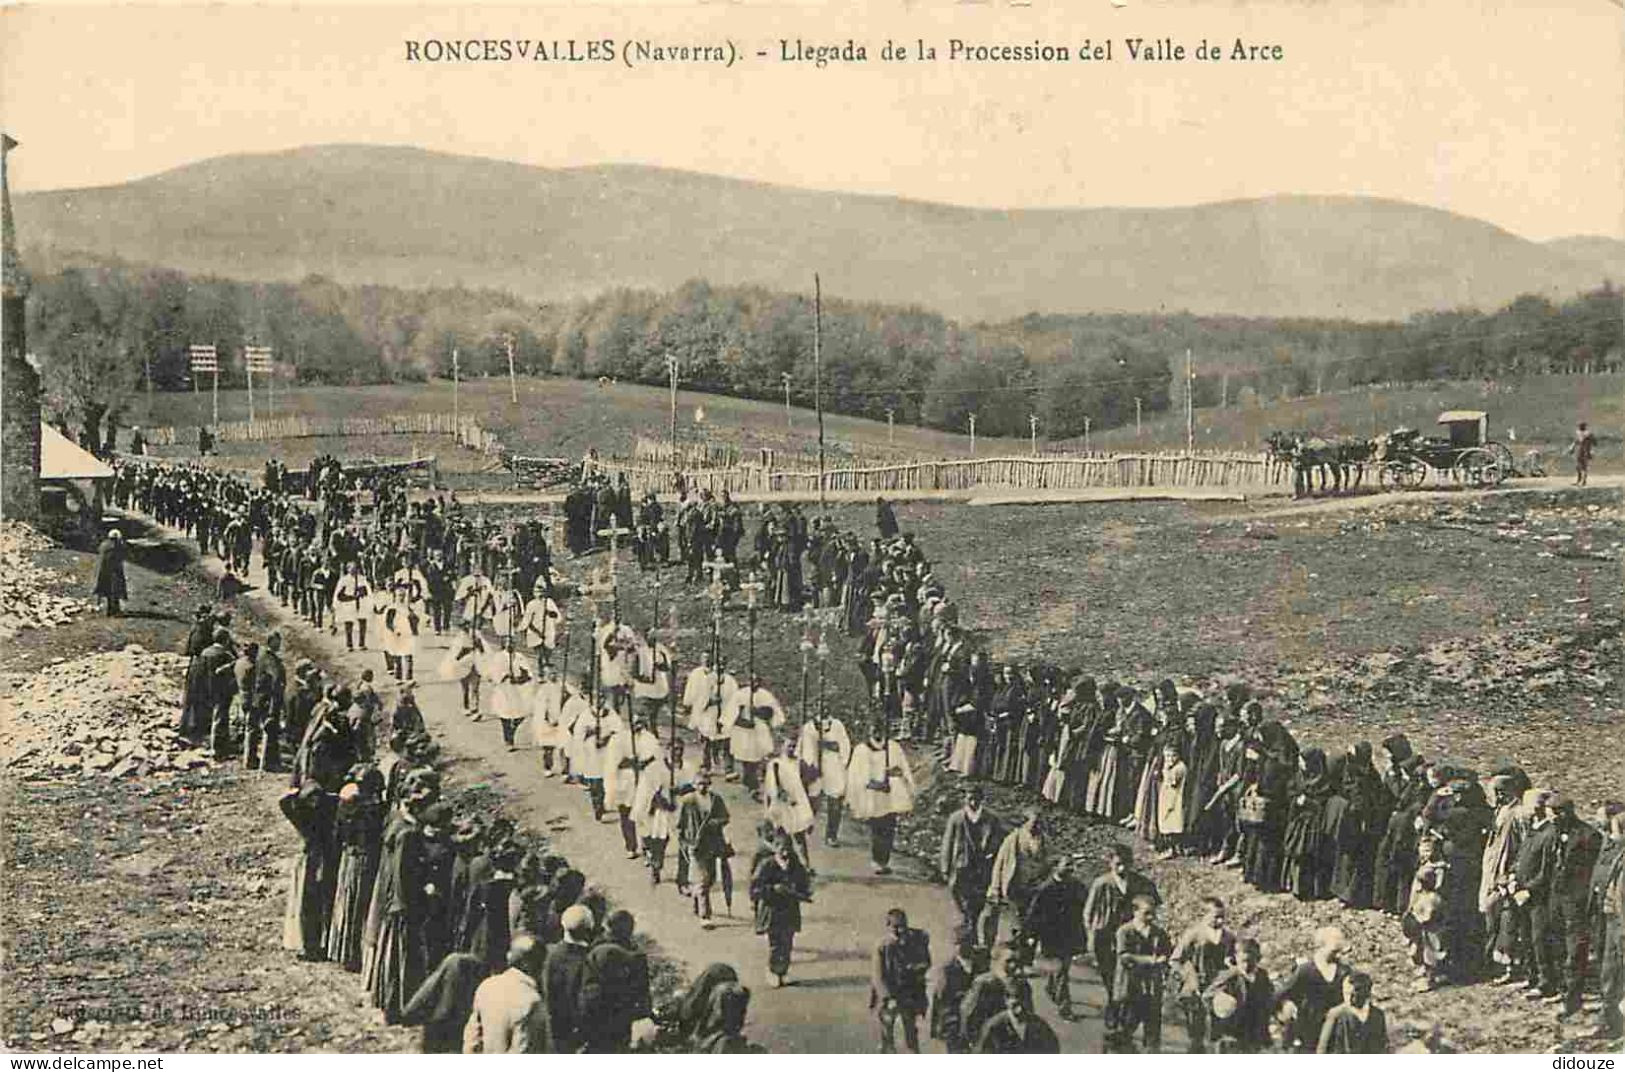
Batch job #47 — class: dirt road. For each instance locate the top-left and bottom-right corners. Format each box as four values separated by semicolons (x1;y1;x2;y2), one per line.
155;517;1175;1054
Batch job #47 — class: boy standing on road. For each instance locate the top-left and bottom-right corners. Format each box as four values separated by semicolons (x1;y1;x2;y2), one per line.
871;908;932;1052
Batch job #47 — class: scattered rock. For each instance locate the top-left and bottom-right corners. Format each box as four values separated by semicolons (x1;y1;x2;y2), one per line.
0;522;94;639
0;648;200;781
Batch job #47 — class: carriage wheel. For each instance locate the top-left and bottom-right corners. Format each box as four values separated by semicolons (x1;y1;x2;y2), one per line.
1489;442;1515;475
1385;459;1428;490
1457;447;1505;488
1378;461;1408;490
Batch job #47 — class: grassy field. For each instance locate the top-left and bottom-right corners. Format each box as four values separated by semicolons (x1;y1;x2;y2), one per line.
128;376;1018;466
130;372;1619;477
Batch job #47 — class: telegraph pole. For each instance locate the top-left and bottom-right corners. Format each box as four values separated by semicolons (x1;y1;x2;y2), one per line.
968;413;977;456
813;275;826;512
781;372;792;429
452;346;461;431
666;353;679;480
505;334;518;404
1135;397;1143;438
1028;413;1038;456
1084;415;1092;454
1185;348;1195;454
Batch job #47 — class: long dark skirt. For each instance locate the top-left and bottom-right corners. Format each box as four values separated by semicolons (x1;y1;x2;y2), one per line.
1329;814;1376;908
365;912;429;1024
327;845;382;971
1241;823;1285;892
281;848;335;957
1281;808;1331;900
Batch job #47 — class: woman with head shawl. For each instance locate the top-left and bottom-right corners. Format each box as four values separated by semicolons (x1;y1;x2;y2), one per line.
1201;711;1248;864
990;666;1026;786
362;789;439;1023
1182;704;1222;857
1328;742;1382;908
1082;686;1124;818
327;764;387;971
1112;696;1155;823
1058;676;1099;812
1281;747;1335;899
1130;697;1175;843
697;981;755;1053
1239;722;1295;892
1435;775;1494;978
671;962;740;1043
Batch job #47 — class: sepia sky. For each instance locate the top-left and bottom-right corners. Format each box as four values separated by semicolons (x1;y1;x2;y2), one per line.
2;0;1622;240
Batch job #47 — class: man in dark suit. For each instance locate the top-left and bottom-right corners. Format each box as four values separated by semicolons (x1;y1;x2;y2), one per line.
247;630;287;771
1511;789;1564;999
542;904;595;1052
938;785;1005;947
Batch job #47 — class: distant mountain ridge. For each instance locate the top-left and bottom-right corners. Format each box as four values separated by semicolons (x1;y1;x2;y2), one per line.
13;143;1620;321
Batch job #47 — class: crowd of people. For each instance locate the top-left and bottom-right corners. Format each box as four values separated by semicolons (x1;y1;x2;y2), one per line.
168;595;770;1054
815;501;1625;1046
114;454;1624;1052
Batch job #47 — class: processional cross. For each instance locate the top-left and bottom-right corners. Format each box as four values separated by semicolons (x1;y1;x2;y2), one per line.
597;521;633;623
738;571;767;714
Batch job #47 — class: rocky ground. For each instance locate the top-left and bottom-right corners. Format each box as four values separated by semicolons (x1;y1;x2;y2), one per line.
0;523;681;1053
0;522;92;641
2;648;211;781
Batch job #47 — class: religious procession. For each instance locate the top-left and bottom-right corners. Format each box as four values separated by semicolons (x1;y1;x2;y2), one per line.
108;456;1625;1054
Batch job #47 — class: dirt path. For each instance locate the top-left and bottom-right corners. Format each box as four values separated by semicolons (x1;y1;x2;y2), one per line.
1204;473;1624;524
139;515;1173;1054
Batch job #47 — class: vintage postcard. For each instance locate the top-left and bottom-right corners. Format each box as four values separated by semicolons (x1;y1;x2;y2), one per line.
1;0;1621;1057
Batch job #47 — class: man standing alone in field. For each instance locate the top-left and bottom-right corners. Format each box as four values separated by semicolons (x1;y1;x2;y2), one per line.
1568;422;1597;486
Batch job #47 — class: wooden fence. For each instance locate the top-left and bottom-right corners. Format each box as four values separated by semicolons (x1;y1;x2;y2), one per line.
585;450;1288;497
143;412;509;455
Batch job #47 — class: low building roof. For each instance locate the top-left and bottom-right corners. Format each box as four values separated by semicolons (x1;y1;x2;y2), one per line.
40;423;114;480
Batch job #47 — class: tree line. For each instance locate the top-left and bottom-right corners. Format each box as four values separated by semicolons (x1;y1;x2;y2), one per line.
20;249;1622;448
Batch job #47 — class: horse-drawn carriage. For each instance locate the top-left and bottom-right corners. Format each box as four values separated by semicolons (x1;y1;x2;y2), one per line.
1373;410;1513;490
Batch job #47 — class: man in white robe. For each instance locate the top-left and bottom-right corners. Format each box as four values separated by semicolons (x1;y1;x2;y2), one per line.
332;562;371;651
631;742;679;885
765;736;816;869
632;637;673;726
557;679;593;783
529;666;571;775
455;566;497;633
596;620;638;714
604;713;663;859
688;653;738;776
391;559;431;640
517;582;563;675
721;676;784;801
572;702;624;822
798;711;852;846
847;725;916;875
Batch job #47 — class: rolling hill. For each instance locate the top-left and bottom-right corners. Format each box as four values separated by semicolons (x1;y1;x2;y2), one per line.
13;143;1620;321
1545;235;1625;285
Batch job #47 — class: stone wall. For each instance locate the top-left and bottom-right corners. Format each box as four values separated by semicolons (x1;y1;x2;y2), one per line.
1;296;40;523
